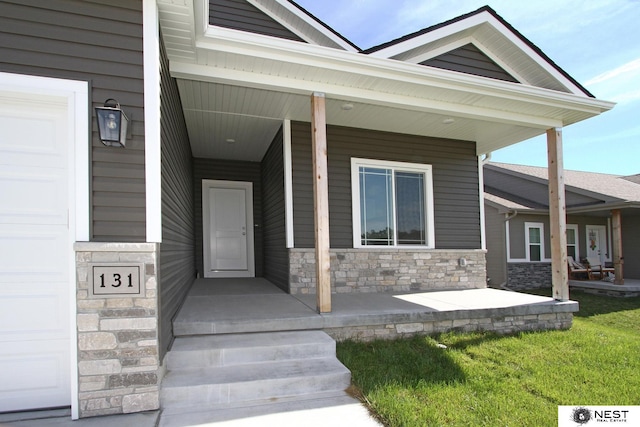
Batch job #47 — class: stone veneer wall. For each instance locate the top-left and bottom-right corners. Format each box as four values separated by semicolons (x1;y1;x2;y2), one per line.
325;311;574;342
289;248;486;294
507;262;552;290
74;243;160;418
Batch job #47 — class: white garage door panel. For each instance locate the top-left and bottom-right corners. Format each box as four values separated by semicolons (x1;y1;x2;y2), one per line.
0;167;67;225
0;290;68;339
0;94;67;168
0;226;69;282
0;342;70;412
0;86;71;412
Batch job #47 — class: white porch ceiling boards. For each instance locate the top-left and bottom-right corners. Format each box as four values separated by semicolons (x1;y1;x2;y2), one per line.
157;0;614;162
179;79;544;162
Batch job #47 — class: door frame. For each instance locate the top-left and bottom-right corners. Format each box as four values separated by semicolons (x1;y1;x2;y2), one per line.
586;224;609;263
202;180;255;278
0;72;89;420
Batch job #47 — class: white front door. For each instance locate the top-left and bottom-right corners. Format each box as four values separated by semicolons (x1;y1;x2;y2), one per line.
0;88;72;411
586;225;608;264
202;180;255;278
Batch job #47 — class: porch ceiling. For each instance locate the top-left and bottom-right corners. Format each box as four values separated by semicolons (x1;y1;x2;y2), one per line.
177;79;544;162
159;1;614;163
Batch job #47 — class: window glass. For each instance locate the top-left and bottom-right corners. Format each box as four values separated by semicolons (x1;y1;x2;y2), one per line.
529;244;541;261
529;227;541;244
566;227;577;260
359;167;393;245
395;172;426;245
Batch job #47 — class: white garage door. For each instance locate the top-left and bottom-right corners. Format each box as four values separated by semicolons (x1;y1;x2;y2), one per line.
0;88;72;412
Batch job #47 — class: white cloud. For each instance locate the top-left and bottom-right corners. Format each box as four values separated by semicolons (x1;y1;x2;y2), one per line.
585;58;640;86
584;58;640;103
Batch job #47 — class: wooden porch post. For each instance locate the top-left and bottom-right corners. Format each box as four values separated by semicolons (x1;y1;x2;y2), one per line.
611;209;624;285
547;128;569;301
311;92;331;313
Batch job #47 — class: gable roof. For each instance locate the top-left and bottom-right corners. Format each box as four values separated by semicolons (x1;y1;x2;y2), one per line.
157;0;614;162
285;0;360;51
364;6;593;97
485;162;640;213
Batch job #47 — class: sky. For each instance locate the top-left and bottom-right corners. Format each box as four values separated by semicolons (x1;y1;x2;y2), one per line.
294;0;640;176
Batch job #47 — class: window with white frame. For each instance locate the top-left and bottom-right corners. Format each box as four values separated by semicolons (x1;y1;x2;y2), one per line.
566;224;579;260
351;158;435;248
525;222;544;261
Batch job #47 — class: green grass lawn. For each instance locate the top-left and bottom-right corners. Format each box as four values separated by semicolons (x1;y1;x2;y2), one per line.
336;290;640;427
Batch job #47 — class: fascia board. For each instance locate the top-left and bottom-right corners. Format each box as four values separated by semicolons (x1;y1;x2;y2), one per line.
198;27;614;117
405;36;475;63
486;165;623;203
367;11;592;97
564;184;621;203
248;0;358;52
567;202;640;214
481;15;589;97
367;13;491;58
172;60;561;129
484;198;512;213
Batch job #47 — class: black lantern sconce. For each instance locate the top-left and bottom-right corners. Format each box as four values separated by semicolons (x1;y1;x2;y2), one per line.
95;99;129;147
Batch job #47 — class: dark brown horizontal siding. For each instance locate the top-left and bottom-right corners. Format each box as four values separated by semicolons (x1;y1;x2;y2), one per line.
291;121;481;249
422;43;519;83
209;0;304;42
193;158;263;277
159;35;195;360
0;0;146;242
261;128;289;291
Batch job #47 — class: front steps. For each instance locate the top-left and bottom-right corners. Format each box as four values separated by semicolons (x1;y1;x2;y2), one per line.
159;331;352;426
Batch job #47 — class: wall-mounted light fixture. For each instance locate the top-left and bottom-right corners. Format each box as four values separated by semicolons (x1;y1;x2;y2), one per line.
95;99;129;147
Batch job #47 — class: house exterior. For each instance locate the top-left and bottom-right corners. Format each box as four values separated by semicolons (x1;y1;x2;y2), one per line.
0;0;613;419
484;162;640;289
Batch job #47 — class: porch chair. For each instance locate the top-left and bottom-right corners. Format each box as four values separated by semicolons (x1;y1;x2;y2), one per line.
585;257;615;280
567;256;589;280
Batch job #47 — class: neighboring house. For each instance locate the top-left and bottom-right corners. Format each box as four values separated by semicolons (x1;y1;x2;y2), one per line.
484;162;640;289
0;0;613;419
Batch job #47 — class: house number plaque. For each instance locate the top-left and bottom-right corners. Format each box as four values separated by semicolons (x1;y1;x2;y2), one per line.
89;263;144;298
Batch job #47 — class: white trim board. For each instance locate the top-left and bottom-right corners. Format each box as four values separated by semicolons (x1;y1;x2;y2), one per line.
283;119;294;248
350;157;435;249
144;0;162;243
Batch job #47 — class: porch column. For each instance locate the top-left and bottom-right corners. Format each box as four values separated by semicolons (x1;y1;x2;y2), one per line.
612;209;624;285
547;128;569;301
311;92;331;313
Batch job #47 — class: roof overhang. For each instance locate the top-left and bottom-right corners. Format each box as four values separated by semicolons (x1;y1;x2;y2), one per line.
158;0;615;161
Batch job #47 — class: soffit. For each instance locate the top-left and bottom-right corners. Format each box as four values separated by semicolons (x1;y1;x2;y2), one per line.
178;80;550;161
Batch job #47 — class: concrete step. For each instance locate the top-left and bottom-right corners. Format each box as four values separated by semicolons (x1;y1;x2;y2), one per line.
166;331;336;370
160;357;351;410
158;392;364;427
160;331;352;416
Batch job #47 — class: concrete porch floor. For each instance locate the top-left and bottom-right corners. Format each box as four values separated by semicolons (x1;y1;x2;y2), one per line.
569;278;640;297
174;278;578;338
